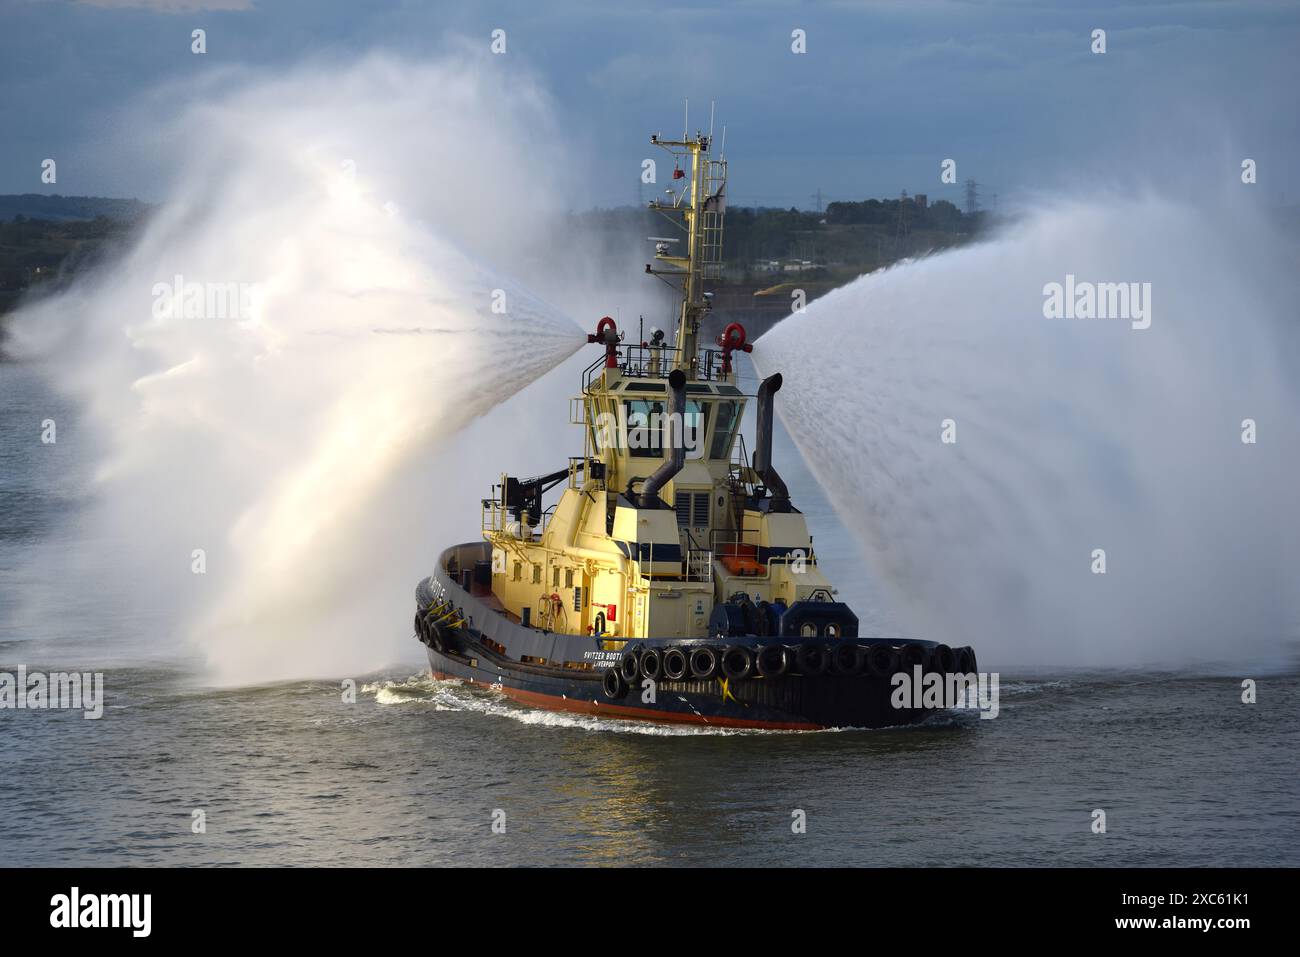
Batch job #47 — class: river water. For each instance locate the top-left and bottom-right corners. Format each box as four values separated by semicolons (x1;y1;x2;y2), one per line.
1;359;1296;867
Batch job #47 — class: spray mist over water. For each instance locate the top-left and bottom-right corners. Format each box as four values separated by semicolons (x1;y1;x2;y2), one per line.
756;195;1300;669
8;54;588;684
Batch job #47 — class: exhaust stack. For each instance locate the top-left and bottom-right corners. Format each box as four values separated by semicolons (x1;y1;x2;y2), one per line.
754;373;791;511
638;369;688;508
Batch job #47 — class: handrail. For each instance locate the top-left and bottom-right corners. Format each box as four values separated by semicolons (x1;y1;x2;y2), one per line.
686;548;714;583
581;343;731;390
635;547;714;584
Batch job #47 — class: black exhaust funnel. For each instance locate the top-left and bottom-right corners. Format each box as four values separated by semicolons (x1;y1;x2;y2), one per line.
754;373;790;511
639;368;687;508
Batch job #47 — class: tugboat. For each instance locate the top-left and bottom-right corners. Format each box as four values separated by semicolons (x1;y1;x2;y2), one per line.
413;122;976;729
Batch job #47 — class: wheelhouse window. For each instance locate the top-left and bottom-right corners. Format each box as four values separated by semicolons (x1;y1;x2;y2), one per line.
709;400;739;459
623;399;708;459
589;399;615;454
624;398;665;457
684;400;707;458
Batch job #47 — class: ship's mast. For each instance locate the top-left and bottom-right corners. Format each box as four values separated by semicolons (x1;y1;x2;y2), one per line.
647;125;726;379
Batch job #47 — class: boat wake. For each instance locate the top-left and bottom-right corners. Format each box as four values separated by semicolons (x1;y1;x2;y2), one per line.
362;674;809;735
362;672;973;735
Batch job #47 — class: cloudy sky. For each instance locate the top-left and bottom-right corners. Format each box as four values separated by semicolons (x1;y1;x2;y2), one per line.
2;0;1297;209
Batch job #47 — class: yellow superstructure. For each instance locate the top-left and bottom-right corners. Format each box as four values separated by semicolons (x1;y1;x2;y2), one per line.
478;128;836;646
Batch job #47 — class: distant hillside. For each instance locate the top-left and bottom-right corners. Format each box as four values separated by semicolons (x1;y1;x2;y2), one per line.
0;193;153;224
0;191;987;331
0;196;152;323
572;197;985;278
569;198;989;333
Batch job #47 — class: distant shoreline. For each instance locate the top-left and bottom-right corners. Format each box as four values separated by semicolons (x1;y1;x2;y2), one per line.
0;191;988;337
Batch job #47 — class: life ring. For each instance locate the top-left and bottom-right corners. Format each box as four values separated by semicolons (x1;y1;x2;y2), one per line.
720;646;754;681
755;644;790;678
795;643;828;676
602;667;629;700
689;646;719;680
662;647;689;681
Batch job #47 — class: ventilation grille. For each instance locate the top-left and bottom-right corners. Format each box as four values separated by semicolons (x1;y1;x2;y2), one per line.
675;491;710;528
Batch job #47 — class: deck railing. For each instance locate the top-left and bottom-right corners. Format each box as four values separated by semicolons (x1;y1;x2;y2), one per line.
686;548;714;583
581;345;732;392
